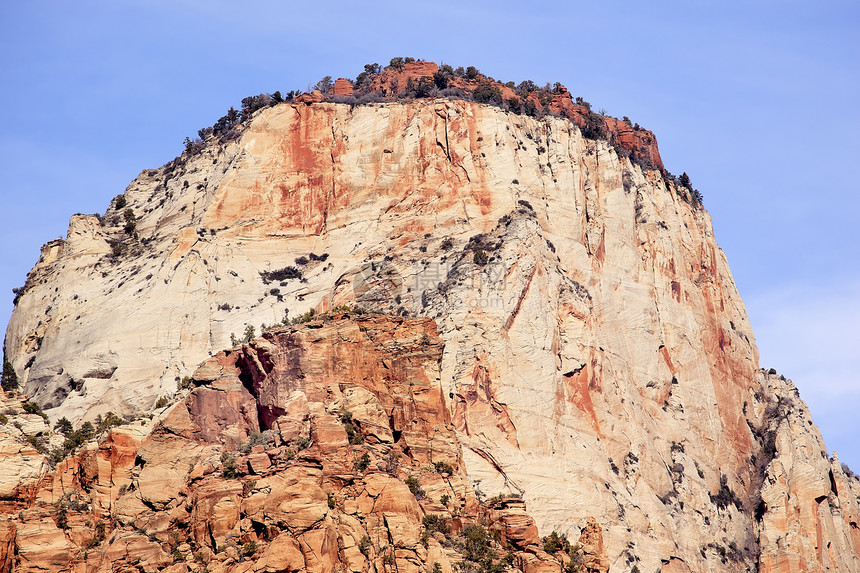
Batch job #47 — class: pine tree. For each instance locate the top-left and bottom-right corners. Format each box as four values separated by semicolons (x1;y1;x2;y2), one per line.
1;359;18;392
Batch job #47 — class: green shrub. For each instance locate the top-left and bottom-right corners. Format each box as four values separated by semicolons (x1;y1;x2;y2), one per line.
221;452;238;479
54;417;73;435
355;63;381;88
359;534;371;557
48;420;97;465
260;266;302;284
313;76;333;94
471;81;502;105
434;68;452;89
420;528;431;547
1;360;19;392
422;514;450;535
580;112;607;140
23;433;47;454
80;421;95;439
434;461;454;475
155;396;169;409
123;208;137;234
340;410;363;445
239;431;269;454
242;541;258;557
86;520;107;548
22;400;48;421
354;452;371;472
405;476;425;498
542;531;572;553
291;308;317;324
240;94;274;120
54;502;69;529
96;411;124;433
404;77;436;98
462;524;494;562
107;239;128;258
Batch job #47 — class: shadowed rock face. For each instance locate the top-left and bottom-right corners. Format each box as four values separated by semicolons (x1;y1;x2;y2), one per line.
3;95;859;571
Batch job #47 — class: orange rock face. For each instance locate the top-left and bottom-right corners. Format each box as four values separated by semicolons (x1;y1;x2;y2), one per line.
332;77;354;96
0;522;14;573
370;61;440;95
547;86;664;170
483;497;540;548
295;89;324;104
577;517;609;573
0;315;602;573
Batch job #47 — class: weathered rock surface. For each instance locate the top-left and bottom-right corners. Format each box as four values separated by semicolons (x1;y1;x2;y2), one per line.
3;65;859;571
370;60;440;95
0;315;585;573
331;78;354;97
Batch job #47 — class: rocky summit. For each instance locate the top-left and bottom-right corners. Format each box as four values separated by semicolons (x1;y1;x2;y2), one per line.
2;60;858;572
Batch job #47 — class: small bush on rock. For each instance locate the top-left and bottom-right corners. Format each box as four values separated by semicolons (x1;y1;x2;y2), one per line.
221;452;238;479
354;452;371;472
405;475;425;499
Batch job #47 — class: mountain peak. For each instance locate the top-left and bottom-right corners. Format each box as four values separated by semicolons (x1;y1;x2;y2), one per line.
1;61;857;572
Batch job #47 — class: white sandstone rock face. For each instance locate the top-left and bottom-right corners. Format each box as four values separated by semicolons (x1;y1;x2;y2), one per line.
5;100;858;571
756;373;860;573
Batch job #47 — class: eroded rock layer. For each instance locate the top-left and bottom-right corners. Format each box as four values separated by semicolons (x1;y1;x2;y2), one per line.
4;95;859;571
0;315;607;573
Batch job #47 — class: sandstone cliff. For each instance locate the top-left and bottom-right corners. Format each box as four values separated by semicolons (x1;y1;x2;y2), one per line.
3;63;859;571
0;314;609;573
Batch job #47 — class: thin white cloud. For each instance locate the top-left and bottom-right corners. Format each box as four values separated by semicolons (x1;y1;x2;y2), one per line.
746;276;860;467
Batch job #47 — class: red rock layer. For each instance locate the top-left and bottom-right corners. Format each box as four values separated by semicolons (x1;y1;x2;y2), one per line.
370;61;440;95
332;78;354;96
310;60;663;170
0;315;606;573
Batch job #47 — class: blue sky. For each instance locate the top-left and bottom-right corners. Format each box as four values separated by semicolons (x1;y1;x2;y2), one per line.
1;1;857;469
